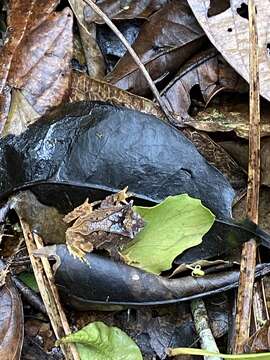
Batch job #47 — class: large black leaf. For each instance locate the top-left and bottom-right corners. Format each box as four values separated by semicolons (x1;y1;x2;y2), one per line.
38;244;270;310
0;101;233;219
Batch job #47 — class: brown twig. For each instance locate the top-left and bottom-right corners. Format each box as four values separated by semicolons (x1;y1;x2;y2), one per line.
233;0;260;353
19;219;80;360
81;0;174;123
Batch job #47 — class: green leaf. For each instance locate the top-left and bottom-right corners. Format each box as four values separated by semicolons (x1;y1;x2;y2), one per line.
121;194;215;274
18;272;39;292
168;347;270;359
58;321;143;360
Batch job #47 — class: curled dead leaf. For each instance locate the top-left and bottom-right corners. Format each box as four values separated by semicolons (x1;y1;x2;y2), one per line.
161;49;247;122
0;277;24;360
106;0;205;96
84;0;169;23
188;0;270;101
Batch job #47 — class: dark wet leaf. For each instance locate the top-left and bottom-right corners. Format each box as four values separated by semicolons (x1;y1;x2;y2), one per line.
106;0;206;96
70;72;246;196
187;0;270;101
0;276;24;359
161;49;247;122
84;0;169;23
0;101;234;219
35;244;270;309
97;20;141;72
58;321;143;360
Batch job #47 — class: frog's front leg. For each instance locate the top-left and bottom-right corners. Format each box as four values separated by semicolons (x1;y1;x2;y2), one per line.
66;227;93;260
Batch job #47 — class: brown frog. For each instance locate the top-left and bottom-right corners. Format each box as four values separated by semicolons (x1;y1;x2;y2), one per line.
63;188;144;260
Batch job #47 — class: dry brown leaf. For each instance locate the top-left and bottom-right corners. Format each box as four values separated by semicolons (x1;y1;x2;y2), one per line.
246;320;270;352
106;0;205;96
2;90;39;136
191;107;270;139
70;71;164;118
182;128;246;195
0;0;73;132
0;277;24;360
84;0;169;23
161;49;247;122
69;0;105;78
187;0;270;101
220;138;270;187
8;7;73;114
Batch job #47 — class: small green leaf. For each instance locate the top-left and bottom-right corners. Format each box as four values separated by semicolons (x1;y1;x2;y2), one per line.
58;321;143;360
18;272;39;292
121;194;215;274
168;347;270;359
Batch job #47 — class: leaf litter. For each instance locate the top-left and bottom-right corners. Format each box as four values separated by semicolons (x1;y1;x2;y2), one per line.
0;0;270;358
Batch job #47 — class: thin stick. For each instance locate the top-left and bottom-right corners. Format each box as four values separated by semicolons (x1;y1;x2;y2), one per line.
82;0;174;122
33;233;78;350
233;0;260;353
19;219;80;360
191;299;221;360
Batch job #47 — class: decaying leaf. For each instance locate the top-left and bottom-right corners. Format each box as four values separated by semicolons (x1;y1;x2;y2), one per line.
70;71;164;118
2;90;39;136
161;49;247;121
36;244;270;309
191;107;270;139
10;191;68;245
182;128;246;195
106;0;205;96
122;195;215;274
8;7;73;114
187;0;270;101
220;138;270;187
84;0;169;23
246;320;270;353
58;321;143;360
69;0;105;78
0;276;24;359
0;101;235;219
64;190;144;260
0;0;73;132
